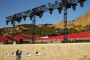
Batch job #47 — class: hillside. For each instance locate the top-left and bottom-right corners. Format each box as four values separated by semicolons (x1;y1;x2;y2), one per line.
53;10;90;30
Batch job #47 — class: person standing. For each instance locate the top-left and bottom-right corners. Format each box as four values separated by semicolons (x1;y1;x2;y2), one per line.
16;50;22;60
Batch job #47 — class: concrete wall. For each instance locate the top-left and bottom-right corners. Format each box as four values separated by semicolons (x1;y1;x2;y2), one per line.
0;43;90;60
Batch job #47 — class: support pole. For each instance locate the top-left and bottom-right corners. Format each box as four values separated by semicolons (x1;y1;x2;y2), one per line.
12;20;15;44
63;7;68;43
32;15;36;44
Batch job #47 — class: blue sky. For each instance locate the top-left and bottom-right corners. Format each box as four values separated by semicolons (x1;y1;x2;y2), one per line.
0;0;90;28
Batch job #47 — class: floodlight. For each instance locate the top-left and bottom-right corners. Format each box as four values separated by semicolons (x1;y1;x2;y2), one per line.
23;15;27;21
23;11;27;21
48;3;54;14
16;18;22;23
72;3;77;10
15;13;22;23
78;0;86;7
62;0;68;3
37;11;43;18
11;20;14;25
12;14;16;20
30;13;34;20
65;3;71;9
57;4;63;14
6;21;9;25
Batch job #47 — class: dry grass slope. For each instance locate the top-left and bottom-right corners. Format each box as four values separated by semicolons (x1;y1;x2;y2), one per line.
53;10;90;29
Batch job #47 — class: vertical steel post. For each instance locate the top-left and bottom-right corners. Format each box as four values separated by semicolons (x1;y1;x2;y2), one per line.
63;7;68;43
12;20;15;44
32;15;36;44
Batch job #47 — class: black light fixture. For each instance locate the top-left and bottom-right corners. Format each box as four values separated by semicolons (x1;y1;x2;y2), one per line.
78;0;86;7
15;13;22;23
57;7;62;14
36;10;43;18
23;15;27;21
16;17;22;23
6;17;9;25
72;3;77;10
12;14;16;20
62;0;68;3
11;20;14;25
48;3;54;14
35;8;43;18
29;9;35;20
30;14;33;20
57;4;63;14
23;11;27;21
6;21;9;25
37;5;46;18
38;12;43;18
65;3;72;9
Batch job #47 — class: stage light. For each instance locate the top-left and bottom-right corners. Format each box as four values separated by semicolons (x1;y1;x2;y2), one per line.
23;11;27;21
23;15;27;21
65;3;72;9
72;3;77;10
30;13;34;20
30;16;32;20
6;21;8;25
62;0;68;3
38;12;43;18
36;5;46;18
57;7;62;14
80;2;84;7
6;17;9;25
48;3;54;14
29;9;36;20
12;14;16;20
11;20;14;25
15;13;22;23
57;4;63;14
16;18;22;23
55;1;58;4
48;7;54;14
78;0;86;7
37;11;43;18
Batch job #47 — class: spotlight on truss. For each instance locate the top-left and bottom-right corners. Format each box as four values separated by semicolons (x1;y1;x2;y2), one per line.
30;16;33;20
11;20;14;25
23;15;27;21
48;7;54;14
65;3;72;9
30;14;34;20
57;4;63;14
6;21;9;25
48;3;54;14
62;0;68;3
23;11;27;21
36;11;43;18
72;3;77;10
12;14;16;20
35;7;43;18
39;12;43;18
78;0;86;7
16;18;22;23
15;13;22;23
6;17;9;25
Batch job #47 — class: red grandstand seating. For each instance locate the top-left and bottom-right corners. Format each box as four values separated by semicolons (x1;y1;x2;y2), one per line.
14;35;29;41
39;32;90;41
0;36;8;41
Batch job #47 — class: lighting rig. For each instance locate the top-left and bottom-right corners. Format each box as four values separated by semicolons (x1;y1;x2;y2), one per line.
6;0;86;44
